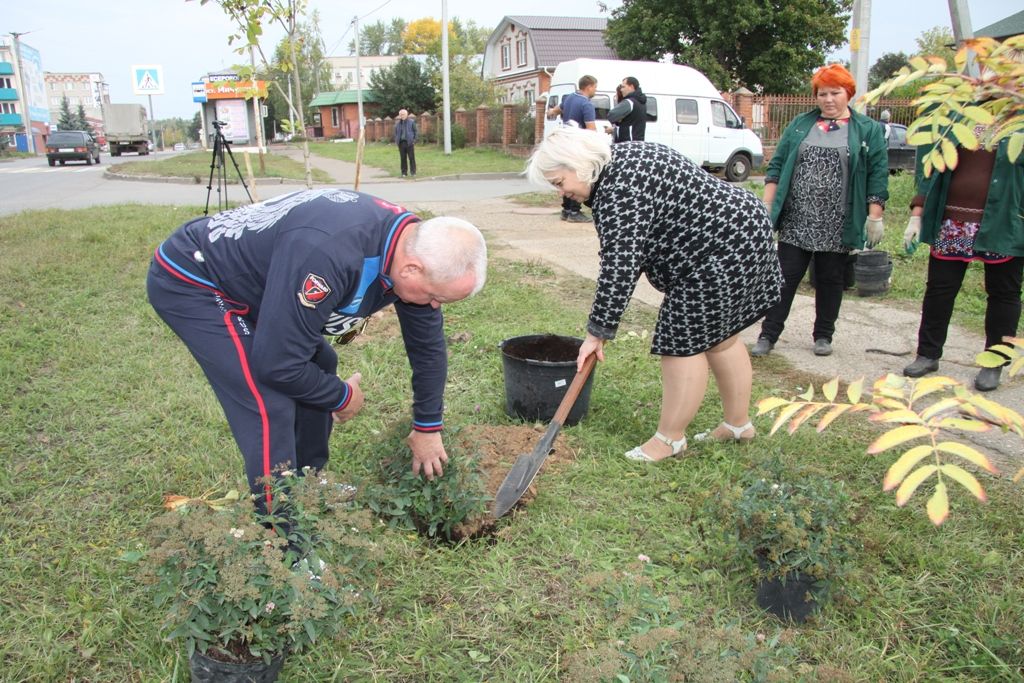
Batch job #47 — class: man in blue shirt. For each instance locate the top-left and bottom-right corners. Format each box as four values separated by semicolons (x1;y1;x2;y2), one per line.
147;189;487;511
547;75;598;222
394;109;418;177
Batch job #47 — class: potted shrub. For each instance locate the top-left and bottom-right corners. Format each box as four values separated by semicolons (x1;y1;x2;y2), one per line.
139;469;376;682
719;465;856;623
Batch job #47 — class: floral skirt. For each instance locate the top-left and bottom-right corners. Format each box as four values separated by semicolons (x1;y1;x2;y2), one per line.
932;217;1012;263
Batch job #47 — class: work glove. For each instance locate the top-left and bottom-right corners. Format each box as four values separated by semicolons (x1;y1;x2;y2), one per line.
903;216;921;255
865;216;885;249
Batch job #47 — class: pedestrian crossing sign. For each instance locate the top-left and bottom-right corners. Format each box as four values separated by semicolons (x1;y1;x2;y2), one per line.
131;64;164;95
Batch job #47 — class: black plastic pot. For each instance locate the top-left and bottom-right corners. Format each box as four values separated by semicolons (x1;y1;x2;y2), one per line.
189;649;285;683
854;249;893;297
499;334;595;426
755;571;819;623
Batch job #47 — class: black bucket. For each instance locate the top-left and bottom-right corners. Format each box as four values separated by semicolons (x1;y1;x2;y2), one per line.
500;334;595;426
854;250;893;297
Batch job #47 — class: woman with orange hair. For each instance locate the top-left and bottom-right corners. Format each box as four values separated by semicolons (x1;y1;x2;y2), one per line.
751;64;889;359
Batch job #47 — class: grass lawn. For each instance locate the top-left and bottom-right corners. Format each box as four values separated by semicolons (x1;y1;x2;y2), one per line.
109;150;332;183
309;140;527;178
1;205;1022;681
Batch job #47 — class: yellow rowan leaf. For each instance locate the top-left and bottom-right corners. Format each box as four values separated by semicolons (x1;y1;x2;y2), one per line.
964;394;1024;430
910;376;959;402
875;397;908;410
962;106;995;124
934;441;998;473
920;397;964;421
1014;467;1024;483
798;386;814;401
925;55;948;68
939;464;987;502
789;404;826;434
935;417;991;433
846;377;865;404
756;396;792;415
909;56;929;71
950;123;980;150
895;465;937;506
883;445;935;490
931;147;947;173
907;131;936;146
867;425;933;454
870;409;924;424
822;377;839;403
817;404;852;432
1011;356;1024;376
926;482;949;525
923;155;934;178
771;402;805;436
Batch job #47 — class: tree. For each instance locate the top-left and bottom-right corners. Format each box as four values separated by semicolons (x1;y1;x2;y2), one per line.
56;96;76;130
428;56;498;111
367;56;436;117
604;0;853;93
75;104;91;132
868;51;909;90
403;17;441;54
350;18;406;56
189;112;202;142
914;25;956;63
257;16;330;126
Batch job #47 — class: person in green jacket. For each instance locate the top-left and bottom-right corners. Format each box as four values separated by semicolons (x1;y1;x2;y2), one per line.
901;127;1024;391
751;64;889;358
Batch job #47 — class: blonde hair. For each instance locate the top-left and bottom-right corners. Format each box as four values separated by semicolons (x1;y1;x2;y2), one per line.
525;127;612;190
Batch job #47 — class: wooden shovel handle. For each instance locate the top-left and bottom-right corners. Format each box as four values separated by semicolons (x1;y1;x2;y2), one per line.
552;353;597;425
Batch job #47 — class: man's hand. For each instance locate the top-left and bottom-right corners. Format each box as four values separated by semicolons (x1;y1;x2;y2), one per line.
903;216;921;255
407;430;448;480
332;372;364;424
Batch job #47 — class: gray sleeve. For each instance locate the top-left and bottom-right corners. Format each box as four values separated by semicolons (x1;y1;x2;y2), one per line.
606;100;632;124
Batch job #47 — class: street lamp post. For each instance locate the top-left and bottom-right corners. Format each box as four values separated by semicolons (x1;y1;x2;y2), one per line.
9;31;36;154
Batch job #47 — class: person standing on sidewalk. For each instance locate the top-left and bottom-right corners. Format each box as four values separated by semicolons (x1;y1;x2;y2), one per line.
394;109;418;178
901;124;1024;391
751;64;888;359
526;127;783;461
147;189;488;512
547;75;598;222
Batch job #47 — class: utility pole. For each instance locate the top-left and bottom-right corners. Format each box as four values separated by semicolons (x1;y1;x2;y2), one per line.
9;31;36;154
948;0;978;76
353;14;364;136
250;46;265;172
849;0;871;104
441;0;452;154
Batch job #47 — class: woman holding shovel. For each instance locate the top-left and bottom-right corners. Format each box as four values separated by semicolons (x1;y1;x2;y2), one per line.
526;127;783;461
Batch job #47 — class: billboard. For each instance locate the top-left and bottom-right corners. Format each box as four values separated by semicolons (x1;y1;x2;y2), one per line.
20;43;50;123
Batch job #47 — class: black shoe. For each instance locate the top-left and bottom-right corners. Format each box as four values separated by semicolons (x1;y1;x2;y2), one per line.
974;366;1002;392
903;356;939;378
560;211;569;221
564;211;592;223
813;339;833;356
750;337;774;357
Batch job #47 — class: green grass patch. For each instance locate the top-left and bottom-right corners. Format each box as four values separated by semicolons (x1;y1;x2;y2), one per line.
1;205;1021;680
309;141;526;178
109;150;332;183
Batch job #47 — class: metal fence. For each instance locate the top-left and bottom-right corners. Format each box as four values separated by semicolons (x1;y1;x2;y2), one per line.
751;95;916;152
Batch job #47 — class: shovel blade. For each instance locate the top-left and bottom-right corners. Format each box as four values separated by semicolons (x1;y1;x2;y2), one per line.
491;422;560;518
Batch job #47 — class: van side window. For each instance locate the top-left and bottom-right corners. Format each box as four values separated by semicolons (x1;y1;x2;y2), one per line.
645;96;657;122
676;99;698;125
591;94;611;121
548;95;560;111
711;101;741;129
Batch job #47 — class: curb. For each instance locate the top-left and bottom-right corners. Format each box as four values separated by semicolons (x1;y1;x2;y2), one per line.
102;169;525;185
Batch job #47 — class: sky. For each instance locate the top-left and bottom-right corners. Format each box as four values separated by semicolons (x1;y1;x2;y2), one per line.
3;0;1015;120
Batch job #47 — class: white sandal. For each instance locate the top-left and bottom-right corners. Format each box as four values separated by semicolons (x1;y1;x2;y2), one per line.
624;431;687;462
692;421;755;443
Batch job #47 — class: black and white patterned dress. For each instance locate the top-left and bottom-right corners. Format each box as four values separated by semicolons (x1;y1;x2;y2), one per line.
585;142;783;357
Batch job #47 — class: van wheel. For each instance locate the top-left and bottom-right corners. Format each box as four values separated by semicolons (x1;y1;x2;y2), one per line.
724;153;751;182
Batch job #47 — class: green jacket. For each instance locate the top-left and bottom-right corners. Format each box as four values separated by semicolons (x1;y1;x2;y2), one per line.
766;108;889;250
914;136;1024;257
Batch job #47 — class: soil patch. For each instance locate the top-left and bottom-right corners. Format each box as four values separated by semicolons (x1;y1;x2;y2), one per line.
501;334;581;363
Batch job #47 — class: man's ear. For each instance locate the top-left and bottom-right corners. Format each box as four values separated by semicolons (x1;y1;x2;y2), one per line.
397;260;424;279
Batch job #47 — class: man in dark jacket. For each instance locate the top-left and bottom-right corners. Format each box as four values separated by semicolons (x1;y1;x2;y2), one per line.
147;190;487;510
394;109;418;177
607;77;647;142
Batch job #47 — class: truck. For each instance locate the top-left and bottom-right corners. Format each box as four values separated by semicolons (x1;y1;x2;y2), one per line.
543;59;763;181
102;103;151;156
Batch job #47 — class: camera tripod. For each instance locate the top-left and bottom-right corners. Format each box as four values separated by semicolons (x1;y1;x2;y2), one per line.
204;120;253;215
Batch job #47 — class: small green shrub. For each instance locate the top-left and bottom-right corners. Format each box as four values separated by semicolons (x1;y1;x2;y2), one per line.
451;123;467;150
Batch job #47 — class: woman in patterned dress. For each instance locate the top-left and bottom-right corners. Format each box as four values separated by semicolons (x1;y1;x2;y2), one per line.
525;127;783;461
900;121;1024;391
751;64;889;359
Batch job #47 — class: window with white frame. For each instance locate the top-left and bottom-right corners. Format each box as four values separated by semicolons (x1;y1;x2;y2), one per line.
1;102;17;114
0;77;11;88
516;39;527;66
501;44;511;70
524;89;535;104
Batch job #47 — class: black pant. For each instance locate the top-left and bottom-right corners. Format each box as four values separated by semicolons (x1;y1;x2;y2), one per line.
398;140;416;176
147;259;337;503
759;242;847;343
562;196;582;215
916;255;1023;359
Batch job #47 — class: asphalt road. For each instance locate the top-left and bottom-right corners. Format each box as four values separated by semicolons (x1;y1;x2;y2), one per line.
0;152;534;216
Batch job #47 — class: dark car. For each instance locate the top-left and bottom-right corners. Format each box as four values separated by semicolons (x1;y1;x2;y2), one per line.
45;131;101;167
886;123;915;173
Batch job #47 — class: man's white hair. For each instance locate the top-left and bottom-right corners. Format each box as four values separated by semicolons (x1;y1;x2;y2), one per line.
525;127;612;189
407;216;488;295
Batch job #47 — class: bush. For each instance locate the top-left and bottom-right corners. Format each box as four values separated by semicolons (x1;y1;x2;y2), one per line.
451;123;467;150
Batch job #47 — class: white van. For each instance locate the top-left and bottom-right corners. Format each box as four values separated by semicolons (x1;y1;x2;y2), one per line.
543;58;763;181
